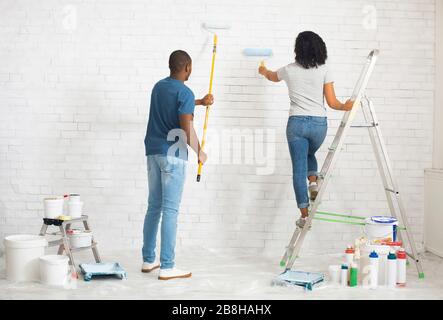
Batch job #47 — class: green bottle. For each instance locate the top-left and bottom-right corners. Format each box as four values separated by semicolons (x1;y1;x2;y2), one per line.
350;263;358;287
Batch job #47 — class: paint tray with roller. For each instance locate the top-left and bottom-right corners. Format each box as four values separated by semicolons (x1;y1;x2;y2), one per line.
272;270;324;291
79;262;127;281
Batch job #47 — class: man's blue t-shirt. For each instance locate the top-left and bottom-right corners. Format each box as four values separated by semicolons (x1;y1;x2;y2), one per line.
144;77;195;159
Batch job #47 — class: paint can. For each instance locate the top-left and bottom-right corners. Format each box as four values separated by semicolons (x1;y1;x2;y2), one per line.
43;197;64;219
39;255;69;287
68;201;83;218
364;216;398;242
4;235;48;282
68;230;92;248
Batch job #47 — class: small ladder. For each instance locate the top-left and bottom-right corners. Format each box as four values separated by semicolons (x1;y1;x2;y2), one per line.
39;215;101;276
280;50;425;279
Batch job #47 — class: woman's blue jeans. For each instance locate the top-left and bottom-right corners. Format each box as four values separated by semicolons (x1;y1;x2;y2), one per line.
142;155;186;269
286;116;327;209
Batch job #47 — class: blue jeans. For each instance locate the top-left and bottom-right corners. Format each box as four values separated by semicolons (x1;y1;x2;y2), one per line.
142;154;186;269
286;116;327;209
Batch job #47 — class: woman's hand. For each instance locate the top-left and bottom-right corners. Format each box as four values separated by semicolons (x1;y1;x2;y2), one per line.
258;65;267;76
342;99;354;111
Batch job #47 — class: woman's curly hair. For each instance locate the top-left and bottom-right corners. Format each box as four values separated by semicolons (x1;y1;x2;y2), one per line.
294;31;328;69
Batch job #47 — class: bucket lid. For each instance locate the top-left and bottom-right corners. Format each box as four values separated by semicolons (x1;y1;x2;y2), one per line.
370;216;398;224
369;251;379;258
39;255;69;265
4;235;48;248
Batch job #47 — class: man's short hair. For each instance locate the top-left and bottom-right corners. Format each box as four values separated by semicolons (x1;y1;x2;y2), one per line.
169;50;192;73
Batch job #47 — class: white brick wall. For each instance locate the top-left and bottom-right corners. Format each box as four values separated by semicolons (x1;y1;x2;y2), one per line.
0;0;435;256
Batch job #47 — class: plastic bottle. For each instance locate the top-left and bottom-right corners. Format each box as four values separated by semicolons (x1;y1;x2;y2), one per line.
369;251;379;289
387;251;397;288
345;245;355;266
340;264;348;287
396;248;407;287
350;263;358;287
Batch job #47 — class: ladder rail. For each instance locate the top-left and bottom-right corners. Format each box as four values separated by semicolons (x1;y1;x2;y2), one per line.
360;98;397;217
366;99;424;276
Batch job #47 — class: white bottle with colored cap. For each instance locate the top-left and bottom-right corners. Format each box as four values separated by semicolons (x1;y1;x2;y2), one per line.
341;264;348;287
345;245;355;266
387;251;397;288
396;248;407;287
369;250;379;289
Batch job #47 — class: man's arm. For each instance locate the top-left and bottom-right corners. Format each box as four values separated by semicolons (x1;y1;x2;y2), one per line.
195;94;214;106
179;114;207;164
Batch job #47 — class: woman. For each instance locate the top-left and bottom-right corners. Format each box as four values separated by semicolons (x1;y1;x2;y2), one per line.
259;31;353;228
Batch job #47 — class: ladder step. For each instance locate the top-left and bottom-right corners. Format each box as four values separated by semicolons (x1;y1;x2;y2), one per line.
351;124;377;128
385;188;399;194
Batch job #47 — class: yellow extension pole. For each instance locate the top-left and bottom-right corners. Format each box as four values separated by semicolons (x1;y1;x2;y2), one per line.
197;34;217;182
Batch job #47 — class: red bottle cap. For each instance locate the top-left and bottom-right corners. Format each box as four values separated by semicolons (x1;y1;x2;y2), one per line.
397;248;407;259
345;246;355;254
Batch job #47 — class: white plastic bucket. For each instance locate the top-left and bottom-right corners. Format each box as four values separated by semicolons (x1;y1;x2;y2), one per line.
4;235;48;282
44;197;64;219
39;255;69;287
68;230;92;248
364;216;398;242
68;201;83;218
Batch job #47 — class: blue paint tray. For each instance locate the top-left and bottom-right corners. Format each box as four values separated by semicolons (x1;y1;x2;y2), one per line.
272;270;324;291
79;262;127;281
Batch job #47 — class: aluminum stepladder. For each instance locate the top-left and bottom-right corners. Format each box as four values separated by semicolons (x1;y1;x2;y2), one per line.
39;215;102;276
280;50;425;279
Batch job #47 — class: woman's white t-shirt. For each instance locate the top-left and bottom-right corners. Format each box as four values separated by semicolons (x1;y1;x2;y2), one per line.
277;62;334;117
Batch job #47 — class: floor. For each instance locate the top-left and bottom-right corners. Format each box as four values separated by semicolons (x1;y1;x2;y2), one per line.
1;247;442;300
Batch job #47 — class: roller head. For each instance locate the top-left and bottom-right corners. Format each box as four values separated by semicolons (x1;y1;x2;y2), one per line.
202;22;232;31
243;48;273;57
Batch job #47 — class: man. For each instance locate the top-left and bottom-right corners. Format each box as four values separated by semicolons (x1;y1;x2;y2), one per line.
142;50;214;280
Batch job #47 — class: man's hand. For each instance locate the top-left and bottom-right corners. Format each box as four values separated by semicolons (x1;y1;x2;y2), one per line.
198;150;208;165
342;99;354;111
200;94;214;106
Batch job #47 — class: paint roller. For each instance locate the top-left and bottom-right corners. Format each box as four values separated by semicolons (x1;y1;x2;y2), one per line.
243;47;274;69
197;22;231;182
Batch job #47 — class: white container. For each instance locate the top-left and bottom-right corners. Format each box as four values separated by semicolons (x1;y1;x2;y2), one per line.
68;230;92;248
328;265;340;285
369;251;379;289
68;194;81;203
39;255;69;287
387;251;397;288
340;265;348;287
4;235;48;282
345;245;355;265
44;197;64;219
360;244;391;286
396;248;407;287
68;201;83;218
364;216;398;242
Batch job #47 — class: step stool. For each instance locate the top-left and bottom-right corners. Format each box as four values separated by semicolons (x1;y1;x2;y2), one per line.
39;215;101;276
